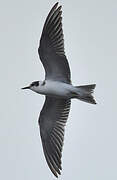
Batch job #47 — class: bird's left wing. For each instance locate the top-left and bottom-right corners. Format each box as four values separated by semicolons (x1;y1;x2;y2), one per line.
38;97;71;177
38;3;71;83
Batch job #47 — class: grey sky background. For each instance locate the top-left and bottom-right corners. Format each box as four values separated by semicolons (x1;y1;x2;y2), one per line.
0;0;117;179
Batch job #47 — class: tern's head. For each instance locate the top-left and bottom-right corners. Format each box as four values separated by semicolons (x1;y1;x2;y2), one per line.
22;81;39;92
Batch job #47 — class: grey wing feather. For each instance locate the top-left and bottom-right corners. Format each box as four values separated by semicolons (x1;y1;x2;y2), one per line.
38;3;71;83
38;96;71;177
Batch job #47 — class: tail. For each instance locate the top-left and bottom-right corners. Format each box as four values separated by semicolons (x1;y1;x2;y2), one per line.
74;84;96;104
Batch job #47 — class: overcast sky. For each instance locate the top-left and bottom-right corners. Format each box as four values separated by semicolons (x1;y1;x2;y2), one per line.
0;0;117;179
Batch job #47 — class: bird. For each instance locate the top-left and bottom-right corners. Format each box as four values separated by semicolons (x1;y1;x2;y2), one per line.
22;2;96;178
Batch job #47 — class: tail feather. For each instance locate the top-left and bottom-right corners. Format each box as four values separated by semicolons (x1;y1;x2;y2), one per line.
75;84;96;104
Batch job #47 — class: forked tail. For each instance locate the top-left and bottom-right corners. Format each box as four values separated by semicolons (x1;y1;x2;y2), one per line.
75;84;96;104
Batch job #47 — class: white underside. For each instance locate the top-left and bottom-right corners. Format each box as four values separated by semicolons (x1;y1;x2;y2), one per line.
31;80;77;99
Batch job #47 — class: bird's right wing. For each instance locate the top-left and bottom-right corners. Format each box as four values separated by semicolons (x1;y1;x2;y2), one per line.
38;97;71;177
38;3;71;84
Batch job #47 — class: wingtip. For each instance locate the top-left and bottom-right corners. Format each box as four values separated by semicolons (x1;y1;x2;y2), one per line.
54;2;59;8
54;173;58;178
54;2;62;10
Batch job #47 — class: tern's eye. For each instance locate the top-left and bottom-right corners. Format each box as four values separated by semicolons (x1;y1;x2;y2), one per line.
31;81;39;87
34;81;39;86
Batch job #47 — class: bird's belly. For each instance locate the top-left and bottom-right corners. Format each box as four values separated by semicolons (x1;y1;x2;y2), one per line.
44;87;70;98
39;81;73;99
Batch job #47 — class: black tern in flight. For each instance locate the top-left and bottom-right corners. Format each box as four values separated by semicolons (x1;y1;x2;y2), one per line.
22;2;96;178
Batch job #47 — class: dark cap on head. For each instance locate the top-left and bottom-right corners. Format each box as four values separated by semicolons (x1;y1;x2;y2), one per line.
31;81;39;87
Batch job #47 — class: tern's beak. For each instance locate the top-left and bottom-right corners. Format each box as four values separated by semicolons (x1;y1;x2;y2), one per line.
21;86;30;90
